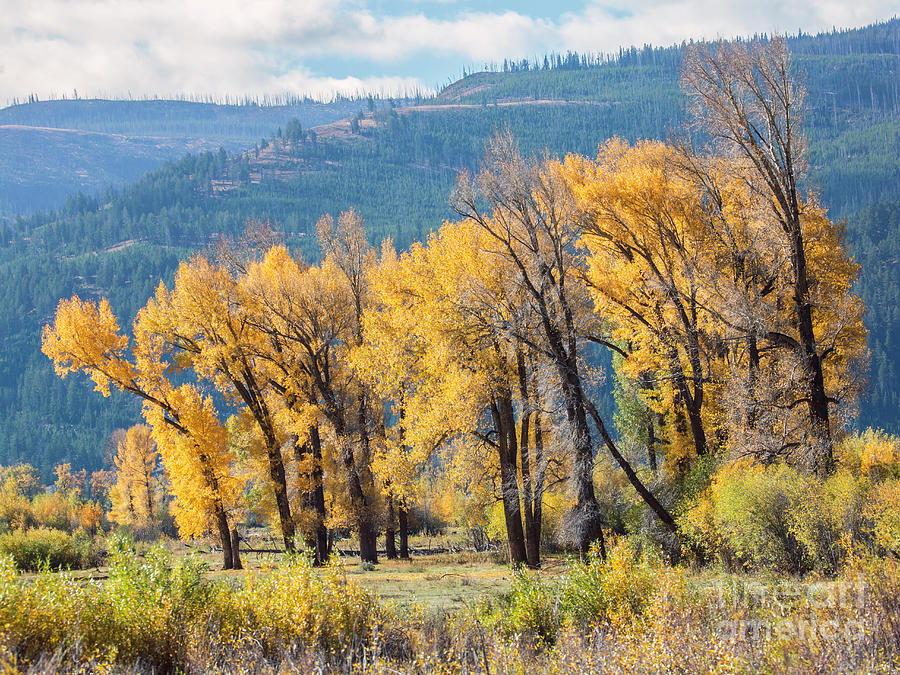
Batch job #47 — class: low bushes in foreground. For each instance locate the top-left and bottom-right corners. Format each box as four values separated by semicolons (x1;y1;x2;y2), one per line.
0;538;384;673
0;540;898;673
0;527;99;571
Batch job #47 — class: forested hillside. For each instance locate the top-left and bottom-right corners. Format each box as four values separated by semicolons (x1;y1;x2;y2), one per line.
1;20;898;476
0;97;403;217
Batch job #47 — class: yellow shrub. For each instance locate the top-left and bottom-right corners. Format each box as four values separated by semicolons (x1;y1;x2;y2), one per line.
560;540;662;630
0;491;35;531
839;428;900;480
865;480;900;555
31;491;77;531
791;469;868;572
210;556;379;655
680;460;810;572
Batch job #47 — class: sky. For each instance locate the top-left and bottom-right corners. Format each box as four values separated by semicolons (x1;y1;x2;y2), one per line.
1;0;898;104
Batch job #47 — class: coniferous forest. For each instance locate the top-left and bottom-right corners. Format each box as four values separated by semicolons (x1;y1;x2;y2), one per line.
1;21;898;477
0;20;899;675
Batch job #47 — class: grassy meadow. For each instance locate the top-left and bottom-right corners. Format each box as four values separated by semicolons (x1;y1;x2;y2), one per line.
1;533;899;674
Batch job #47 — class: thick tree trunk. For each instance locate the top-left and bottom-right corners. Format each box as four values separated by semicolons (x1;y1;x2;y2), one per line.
398;504;410;559
309;425;329;565
790;229;833;476
293;431;329;565
539;314;604;555
385;493;398;559
516;350;541;569
215;505;233;570
747;334;760;431
671;354;708;457
232;371;296;554
340;435;378;563
532;407;545;557
328;406;377;564
358;520;379;564
198;451;233;570
561;365;604;556
264;440;296;553
355;394;379;564
231;528;242;570
492;395;527;566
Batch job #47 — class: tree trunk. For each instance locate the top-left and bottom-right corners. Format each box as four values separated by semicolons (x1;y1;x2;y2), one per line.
358;520;379;564
329;408;377;564
559;361;604;556
355;393;379;564
747;334;760;431
398;504;410;559
231;528;242;570
790;228;833;475
587;401;678;534
647;410;658;475
492;395;527;566
143;464;154;522
232;373;296;554
532;407;545;557
309;425;329;565
342;438;378;563
671;354;708;457
385;493;398;559
293;431;329;565
516;350;540;569
198;451;233;570
215;504;233;570
264;440;296;553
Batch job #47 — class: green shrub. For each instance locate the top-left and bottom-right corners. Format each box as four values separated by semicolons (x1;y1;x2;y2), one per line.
0;541;213;671
487;540;664;647
501;570;558;644
0;527;97;570
559;540;661;629
681;461;811;573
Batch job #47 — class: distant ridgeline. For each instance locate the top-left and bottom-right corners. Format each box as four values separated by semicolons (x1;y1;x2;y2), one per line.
0;19;898;477
0;97;408;218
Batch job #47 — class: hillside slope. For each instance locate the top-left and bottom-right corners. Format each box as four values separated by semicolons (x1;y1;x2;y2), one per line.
0;97;402;217
1;21;898;476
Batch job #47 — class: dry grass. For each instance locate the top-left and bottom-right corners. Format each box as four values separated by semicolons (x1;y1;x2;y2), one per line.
4;540;899;674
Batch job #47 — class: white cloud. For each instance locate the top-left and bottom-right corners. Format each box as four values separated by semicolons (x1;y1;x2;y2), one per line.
0;0;896;103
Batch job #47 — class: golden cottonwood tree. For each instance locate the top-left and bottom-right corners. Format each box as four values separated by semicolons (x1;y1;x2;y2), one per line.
451;131;677;554
314;209;383;562
359;225;545;565
109;424;162;527
238;245;340;564
564;139;727;469
681;36;866;476
238;232;381;563
42;296;244;568
136;256;296;552
564;136;866;476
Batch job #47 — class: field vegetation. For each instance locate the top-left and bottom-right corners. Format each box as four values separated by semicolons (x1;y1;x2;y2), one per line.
0;538;898;673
